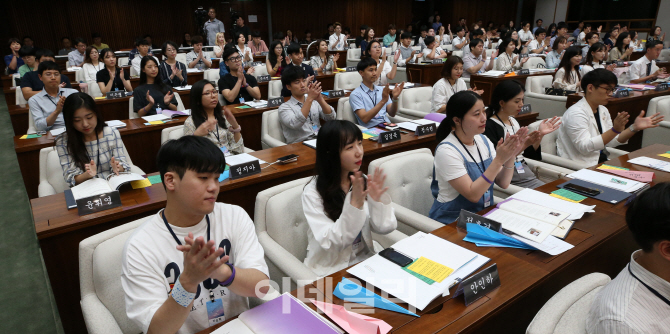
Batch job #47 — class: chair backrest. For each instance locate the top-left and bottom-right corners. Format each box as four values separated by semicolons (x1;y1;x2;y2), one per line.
268;80;283;99
347;48;361;60
485;49;496;58
11;73;20;87
203;69;220;85
16;85;27;107
66;61;70;68
27;101;36;134
334;72;363;90
368;148;434;216
523;57;546;69
173;91;185;111
658;49;670;62
79;217;150;334
412;46;421;51
252;64;269;78
75;68;85;82
87;81;103;98
160;125;185;144
218;93;227;107
175;53;187;64
254;177;312;262
336;97;357;123
529;117;561;155
129;66;139;78
445;44;454;52
647;95;670;118
526;273;611;334
452;50;464;57
128;97;136;119
525;75;554;94
117;57;129;67
262;109;286;141
399;86;433;115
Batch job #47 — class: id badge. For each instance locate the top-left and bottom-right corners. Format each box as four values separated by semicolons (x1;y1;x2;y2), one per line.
484;190;491;208
352;231;363;250
514;161;525;174
206;298;225;327
239;97;245;103
312;124;319;134
220;146;231;157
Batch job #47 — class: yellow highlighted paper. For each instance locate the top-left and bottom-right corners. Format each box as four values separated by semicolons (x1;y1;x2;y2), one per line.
658;153;670;159
406;256;453;283
362;133;373;139
130;178;152;189
148;121;164;125
598;164;628;171
549;193;583;203
19;135;27;139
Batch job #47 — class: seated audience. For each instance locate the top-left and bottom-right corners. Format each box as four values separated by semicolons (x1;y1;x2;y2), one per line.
143;35;155;50
121;135;270;334
485;80;561;188
573;21;585;39
91;33;109;50
581;43;615;77
432;56;476;113
180;33;192;48
97;48;133;94
553;46;583;91
310;39;339;72
463;39;495;78
629;31;642;49
518;22;534;43
249;31;269;55
232;32;253;67
81;46;104;82
436;25;453;47
266;41;289;76
184;80;244;155
557;69;663;165
129;37;155;62
302;30;313;44
533;19;543;34
355;25;368;48
493;38;528;71
550;22;569;47
360;27;375;58
286;30;299;44
186;36;212;70
586;182;670;333
17;46;36;78
528;28;551;54
349;58;404;128
278;66;335;144
158;41;188;88
219;48;261;104
5;38;23;75
578;24;592;44
28;61;78;132
329;22;347;51
131;39;159;75
302;120;396;277
429;91;525;224
367;40;398;86
68;38;87;67
133;56;178;117
233;15;252;43
415;26;428;50
21;50;72;100
647;26;665;42
55;93;130;186
423;36;448;61
58;37;75;56
604;27;619;49
323;23;335;40
582;32;601;58
396;32;423;67
383;24;397;47
432;15;443;31
506;30;527;54
213;32;227;59
281;44;315;97
629;40;667;84
452;26;469;51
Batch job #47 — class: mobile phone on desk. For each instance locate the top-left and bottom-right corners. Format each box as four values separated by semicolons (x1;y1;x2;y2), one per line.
564;183;601;197
379;248;414;267
277;154;298;164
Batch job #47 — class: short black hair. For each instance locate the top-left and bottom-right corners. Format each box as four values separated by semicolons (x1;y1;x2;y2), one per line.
472;29;484;38
357;57;377;72
286;43;302;55
37;61;60;75
645;39;663;51
469;38;483;50
581;68;617;91
92;32;101;39
360;24;368;30
191;35;204;45
584;23;592;29
401;32;412;40
19;46;35;58
135;38;149;47
557;22;568;31
61;36;70;42
420;25;428;32
626;182;670;252
232;14;241;21
36;48;55;60
73;38;86;46
157;136;226;189
424;36;436;46
252;30;261;38
534;28;546;37
8;38;20;46
536;19;543;23
143;34;152;39
222;47;239;61
281;65;305;87
454;26;464;33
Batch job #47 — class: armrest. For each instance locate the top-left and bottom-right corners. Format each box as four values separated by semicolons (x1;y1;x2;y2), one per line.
38;182;57;198
397;107;429;119
524;92;569;102
493;183;523;198
642;122;670;147
80;294;124;334
608;147;628;159
261;133;287;148
389;114;410;123
392;202;444;233
540;153;592;171
257;232;318;287
525;159;576;179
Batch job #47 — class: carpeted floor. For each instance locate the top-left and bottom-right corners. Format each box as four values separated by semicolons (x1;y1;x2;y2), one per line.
0;93;63;333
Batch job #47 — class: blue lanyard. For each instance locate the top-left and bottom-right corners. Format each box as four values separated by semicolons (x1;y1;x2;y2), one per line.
161;211;210;246
455;134;486;174
361;84;377;106
628;263;670;307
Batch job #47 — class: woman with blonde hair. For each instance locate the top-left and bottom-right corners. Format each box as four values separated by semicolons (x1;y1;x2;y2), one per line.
213;32;227;58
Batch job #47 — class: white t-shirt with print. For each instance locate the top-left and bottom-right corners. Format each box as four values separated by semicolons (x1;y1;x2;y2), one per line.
121;203;269;334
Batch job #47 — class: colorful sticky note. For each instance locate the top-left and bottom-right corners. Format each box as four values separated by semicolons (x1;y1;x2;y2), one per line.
600;169;654;183
235;105;252;109
148;120;164;125
402;259;435;285
147;175;162;185
19;135;27;139
362;133;373;139
551;188;587;202
130;178;152;189
549;194;582;203
20;134;42;139
309;299;392;334
406;256;453;283
94;96;105;100
658;153;670;159
598;164;629;171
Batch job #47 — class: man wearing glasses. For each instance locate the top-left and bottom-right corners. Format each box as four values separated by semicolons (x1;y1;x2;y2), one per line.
27;61;78;132
218;48;260;104
556;69;663;166
21;49;72;100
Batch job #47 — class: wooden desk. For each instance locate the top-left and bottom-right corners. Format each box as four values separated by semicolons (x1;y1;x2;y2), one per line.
630;51;644;61
1;74;13;88
406;63;443;87
328;50;348;69
470;71;557;105
566;89;670;151
4;87;17;107
33;132;437;334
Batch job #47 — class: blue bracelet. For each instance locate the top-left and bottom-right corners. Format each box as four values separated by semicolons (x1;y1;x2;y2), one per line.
171;277;196;308
220;263;236;287
481;174;494;184
611;128;621;134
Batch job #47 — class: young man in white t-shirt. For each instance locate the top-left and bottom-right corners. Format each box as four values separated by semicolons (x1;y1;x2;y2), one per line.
121;136;270;334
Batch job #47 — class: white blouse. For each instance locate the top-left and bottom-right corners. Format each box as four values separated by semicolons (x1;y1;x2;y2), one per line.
431;78;468;113
553;68;581;91
82;62;104;82
375;59;393;86
302;178;397;278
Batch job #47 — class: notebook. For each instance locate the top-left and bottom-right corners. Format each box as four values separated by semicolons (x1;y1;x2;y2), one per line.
64;173;145;208
303;139;317;149
483;198;572;243
211;293;343;334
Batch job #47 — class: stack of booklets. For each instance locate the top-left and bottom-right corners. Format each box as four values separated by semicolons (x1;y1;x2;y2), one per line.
396;119;440;132
464;223;574;256
483;198;575;242
64;173;146;209
211;293;343;334
567;169;650;194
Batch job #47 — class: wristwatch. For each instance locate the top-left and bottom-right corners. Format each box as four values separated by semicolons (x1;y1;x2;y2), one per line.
629;124;637;133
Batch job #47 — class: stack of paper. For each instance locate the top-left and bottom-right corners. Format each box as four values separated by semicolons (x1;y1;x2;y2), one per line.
567;169;648;193
105;120;126;129
478;71;506;77
483;198;571;243
173;85;192;91
244;100;268;108
464;223;574;256
224;153;267;166
628;156;670;172
185;68;202;73
141;114;169;122
509;189;595;220
50;128;66;136
309;300;392;334
397;119;440;132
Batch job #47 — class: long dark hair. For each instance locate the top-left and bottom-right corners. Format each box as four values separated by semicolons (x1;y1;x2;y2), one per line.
497;38;514;56
190;80;227;129
314;120;364;221
366;40;381;59
614;32;630;54
99;48;117;69
487;80;525;117
59;93;106;170
139;56;168;91
547;23;557;36
441;56;464;81
83;46;98;64
268;40;283;68
585;42;606;65
182;33;192;47
436;91;483;142
557;46;582;84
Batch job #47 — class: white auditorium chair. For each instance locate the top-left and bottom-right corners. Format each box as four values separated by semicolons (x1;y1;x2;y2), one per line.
218;93;226;107
485;49;496;59
173;92;186;111
38;146;145;197
346;48;361;67
527;118;627;171
526;273;611;334
261;109;287;149
268;80;283;99
658;49;670;62
523;57;546;69
524;75;567;119
11;73;20;86
160;125;184;144
203;69;220;85
27;106;36;134
175;53;187;64
336;97;410;124
444;45;454;52
396;86;433;119
66;61;70;68
117;57;129;67
75;68;86;83
128;97;136;119
251;64;269;79
451;50;464;58
254;177;408;290
333;72;363;91
87;81;103;98
641;95;670;147
16;86;27;107
412;46;421;51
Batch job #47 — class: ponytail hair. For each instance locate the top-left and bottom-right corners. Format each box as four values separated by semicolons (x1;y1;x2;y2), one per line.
435;91;483;143
487;80;524;117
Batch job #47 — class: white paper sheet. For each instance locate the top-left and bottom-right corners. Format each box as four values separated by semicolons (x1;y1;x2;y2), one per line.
567;169;647;193
107;173;145;190
499;199;570;225
141;114;169;122
628;156;670;172
50;128;66;136
105;120;126;128
397;119;439;131
70;178;113;200
225;153;267;166
186;68;202;73
486;209;554;243
173;85;192;91
511;234;574;256
478;71;506;77
510;189;595;220
244;100;268;108
211;319;255;334
303;139;317;149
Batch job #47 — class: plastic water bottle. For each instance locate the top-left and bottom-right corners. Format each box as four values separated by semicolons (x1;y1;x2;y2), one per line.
79;80;89;94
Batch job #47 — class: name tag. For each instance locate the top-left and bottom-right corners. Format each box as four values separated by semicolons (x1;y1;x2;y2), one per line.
616;61;625;67
257;75;271;82
655;83;669;91
432;59;444;64
249;61;262;67
229;160;261;179
517;69;530;75
345;67;357;72
614;89;629;98
260;52;269;56
378;129;401;144
519;104;532;114
520;53;529;59
454;264;501;306
325;90;345;98
267;97;284;107
456;209;503;232
415;123;437;136
106;91;125;99
76;191;122;216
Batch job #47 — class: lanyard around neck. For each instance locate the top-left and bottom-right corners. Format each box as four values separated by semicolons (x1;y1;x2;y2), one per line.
161;210;210;246
455;133;486;174
495;114;516;140
628;263;670;307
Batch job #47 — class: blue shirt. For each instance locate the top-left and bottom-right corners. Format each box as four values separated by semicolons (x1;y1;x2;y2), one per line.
349;84;391;128
545;50;562;69
4;54;24;74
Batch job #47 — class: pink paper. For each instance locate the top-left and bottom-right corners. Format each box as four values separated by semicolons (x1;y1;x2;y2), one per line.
310;299;392;334
600;168;654;182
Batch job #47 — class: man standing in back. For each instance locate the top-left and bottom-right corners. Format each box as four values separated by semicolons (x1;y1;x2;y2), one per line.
204;7;225;46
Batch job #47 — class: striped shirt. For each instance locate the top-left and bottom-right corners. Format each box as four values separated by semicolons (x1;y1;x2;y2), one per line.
586;250;670;333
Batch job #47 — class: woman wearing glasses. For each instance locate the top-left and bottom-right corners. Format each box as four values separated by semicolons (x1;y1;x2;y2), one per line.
183;79;245;156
